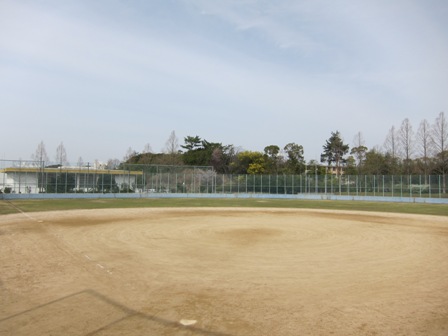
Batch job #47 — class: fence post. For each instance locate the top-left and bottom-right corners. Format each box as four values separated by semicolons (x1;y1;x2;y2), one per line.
364;175;366;196
337;175;340;195
400;176;403;198
419;175;421;198
393;175;396;197
347;175;350;196
284;175;287;194
372;175;375;196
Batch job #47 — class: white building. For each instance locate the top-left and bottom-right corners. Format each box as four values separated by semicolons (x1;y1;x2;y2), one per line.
0;166;142;194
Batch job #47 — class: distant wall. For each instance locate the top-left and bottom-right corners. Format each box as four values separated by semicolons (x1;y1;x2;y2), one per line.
2;192;448;204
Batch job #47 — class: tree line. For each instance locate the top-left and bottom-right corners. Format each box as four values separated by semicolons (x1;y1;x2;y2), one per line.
123;112;447;177
30;112;447;177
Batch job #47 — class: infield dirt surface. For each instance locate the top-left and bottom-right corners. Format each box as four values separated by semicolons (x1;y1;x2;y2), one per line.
1;207;448;335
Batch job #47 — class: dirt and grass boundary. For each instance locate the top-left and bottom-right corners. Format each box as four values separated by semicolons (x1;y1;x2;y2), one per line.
1;198;447;217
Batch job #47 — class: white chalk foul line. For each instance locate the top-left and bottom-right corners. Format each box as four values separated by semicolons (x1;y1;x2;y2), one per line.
6;202;115;277
7;201;114;276
6;201;41;222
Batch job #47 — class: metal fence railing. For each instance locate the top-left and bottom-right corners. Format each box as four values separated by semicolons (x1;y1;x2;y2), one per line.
1;159;446;198
140;173;447;198
1;169;447;199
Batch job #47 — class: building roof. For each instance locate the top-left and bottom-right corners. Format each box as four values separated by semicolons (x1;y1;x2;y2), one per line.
0;167;143;175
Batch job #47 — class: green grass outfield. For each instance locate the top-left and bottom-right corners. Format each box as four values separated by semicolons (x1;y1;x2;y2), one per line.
1;198;447;217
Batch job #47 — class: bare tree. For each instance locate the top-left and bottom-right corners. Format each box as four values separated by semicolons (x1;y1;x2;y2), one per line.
350;131;368;171
353;131;365;148
55;142;68;166
123;147;137;162
432;111;447;192
398;118;414;174
31;141;49;165
142;143;153;154
416;119;433;178
93;159;102;169
77;157;84;167
163;130;182;165
164;130;179;154
432;112;447;156
383;126;402;174
383;126;399;159
106;158;121;170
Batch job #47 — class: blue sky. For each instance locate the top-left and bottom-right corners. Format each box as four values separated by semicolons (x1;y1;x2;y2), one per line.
1;0;447;164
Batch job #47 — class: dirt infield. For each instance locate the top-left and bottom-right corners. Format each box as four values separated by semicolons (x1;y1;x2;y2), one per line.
1;208;448;335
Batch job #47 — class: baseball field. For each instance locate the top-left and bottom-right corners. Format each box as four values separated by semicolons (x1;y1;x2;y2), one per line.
1;199;447;335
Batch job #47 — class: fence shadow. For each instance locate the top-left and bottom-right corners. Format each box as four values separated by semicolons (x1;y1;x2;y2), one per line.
0;289;234;336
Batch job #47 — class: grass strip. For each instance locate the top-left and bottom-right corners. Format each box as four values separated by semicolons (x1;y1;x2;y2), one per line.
1;198;447;217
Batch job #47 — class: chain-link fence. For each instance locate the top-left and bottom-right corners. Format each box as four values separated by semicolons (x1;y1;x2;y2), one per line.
1;160;446;198
141;172;447;198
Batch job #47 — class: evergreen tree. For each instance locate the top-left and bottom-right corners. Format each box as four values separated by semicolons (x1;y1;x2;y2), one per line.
320;131;349;175
283;143;305;174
